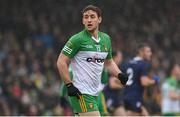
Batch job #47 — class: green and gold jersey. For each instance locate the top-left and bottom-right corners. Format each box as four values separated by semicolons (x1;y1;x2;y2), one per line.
62;29;112;96
98;68;109;92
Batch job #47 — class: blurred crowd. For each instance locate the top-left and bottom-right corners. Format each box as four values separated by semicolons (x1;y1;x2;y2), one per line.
0;0;179;115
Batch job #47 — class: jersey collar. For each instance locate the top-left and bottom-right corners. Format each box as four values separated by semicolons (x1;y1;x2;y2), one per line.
133;56;143;61
84;29;101;43
91;36;101;43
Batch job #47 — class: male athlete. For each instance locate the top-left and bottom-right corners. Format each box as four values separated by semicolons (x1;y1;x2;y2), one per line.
57;5;128;116
121;43;160;116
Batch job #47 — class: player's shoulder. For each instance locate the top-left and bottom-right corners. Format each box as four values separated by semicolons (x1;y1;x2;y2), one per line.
137;59;148;64
128;57;149;68
68;31;84;42
133;57;148;64
70;31;83;39
99;31;110;39
99;31;111;46
136;60;149;69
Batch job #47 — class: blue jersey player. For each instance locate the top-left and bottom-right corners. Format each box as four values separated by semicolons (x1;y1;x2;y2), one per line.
121;43;160;116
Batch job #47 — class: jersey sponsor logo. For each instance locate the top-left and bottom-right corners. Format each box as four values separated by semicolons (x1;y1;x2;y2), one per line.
81;45;93;48
62;45;72;54
86;57;105;63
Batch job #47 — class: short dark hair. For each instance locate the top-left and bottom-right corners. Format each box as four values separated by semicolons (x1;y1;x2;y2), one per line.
136;43;150;54
82;5;102;17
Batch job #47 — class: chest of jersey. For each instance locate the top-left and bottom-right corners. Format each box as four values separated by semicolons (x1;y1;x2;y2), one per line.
75;36;109;63
79;37;109;53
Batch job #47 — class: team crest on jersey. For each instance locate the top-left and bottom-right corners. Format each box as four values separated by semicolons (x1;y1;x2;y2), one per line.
104;44;108;52
89;103;94;109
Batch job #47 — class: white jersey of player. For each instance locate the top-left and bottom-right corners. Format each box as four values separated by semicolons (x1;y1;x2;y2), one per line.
62;29;112;96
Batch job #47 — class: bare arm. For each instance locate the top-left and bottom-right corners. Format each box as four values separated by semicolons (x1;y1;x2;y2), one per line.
57;53;72;84
105;59;121;77
140;76;155;86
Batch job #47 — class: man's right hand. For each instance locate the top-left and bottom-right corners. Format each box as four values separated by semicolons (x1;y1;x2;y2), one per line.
66;83;82;99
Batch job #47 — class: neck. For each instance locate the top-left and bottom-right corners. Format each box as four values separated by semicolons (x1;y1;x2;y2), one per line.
88;28;98;40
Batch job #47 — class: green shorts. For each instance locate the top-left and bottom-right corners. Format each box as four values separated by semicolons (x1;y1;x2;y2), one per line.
69;94;99;114
68;92;108;115
97;91;108;116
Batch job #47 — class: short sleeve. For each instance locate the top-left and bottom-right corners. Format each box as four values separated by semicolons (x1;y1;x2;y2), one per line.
106;38;112;60
61;35;80;58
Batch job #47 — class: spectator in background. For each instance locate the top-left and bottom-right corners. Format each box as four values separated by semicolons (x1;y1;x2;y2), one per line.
161;64;180;116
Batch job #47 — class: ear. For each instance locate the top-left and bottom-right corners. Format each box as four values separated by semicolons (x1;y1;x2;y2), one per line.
98;16;102;23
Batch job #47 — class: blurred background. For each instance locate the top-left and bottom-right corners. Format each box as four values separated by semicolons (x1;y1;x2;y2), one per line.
0;0;179;115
